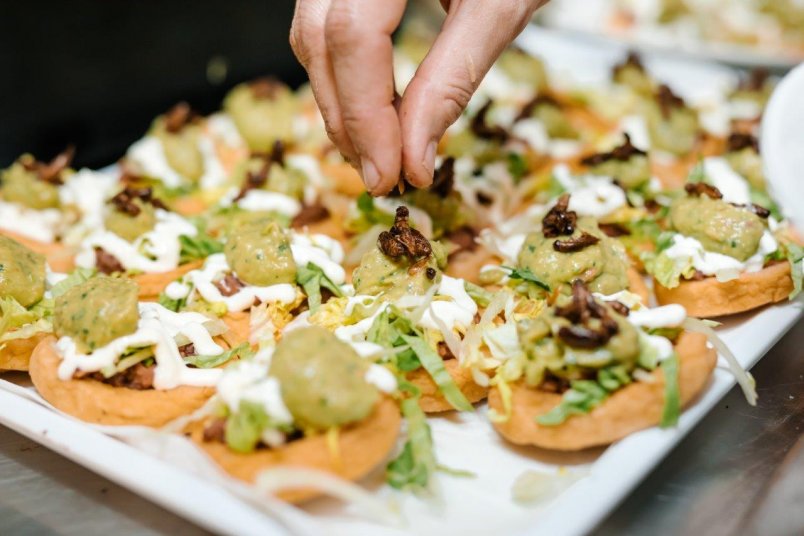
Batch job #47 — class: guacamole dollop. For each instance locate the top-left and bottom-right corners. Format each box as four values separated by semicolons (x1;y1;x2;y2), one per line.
517;216;630;295
0;235;46;307
270;326;378;429
669;195;765;261
53;277;139;352
224;219;296;286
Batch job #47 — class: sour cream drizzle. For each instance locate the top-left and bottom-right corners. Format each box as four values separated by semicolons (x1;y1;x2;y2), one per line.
180;253;297;312
56;302;224;389
663;231;777;282
75;209;197;273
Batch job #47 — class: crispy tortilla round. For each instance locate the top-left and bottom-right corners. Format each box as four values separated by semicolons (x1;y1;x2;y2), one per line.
407;359;488;413
489;331;716;450
446;247;496;284
29;336;215;427
654;261;793;317
0;230;75;273
134;260;203;300
0;332;50;372
188;397;401;503
626;267;650;304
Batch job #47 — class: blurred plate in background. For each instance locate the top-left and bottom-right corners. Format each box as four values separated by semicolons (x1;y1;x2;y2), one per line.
538;0;804;71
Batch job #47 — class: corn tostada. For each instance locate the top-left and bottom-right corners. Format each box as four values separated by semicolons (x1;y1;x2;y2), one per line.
30;276;243;426
489;280;718;450
186;326;401;502
644;181;800;317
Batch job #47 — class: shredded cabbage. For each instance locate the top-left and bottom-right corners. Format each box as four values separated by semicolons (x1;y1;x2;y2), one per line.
682;317;757;405
660;352;681;427
400;334;473;412
386;382;437;494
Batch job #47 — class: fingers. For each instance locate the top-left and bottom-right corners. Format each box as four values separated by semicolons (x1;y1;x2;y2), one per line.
399;0;540;187
325;0;408;195
290;0;358;165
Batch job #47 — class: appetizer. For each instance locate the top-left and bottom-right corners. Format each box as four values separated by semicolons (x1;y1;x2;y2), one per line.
187;326;401;502
489;281;716;450
644;182;800;316
30;277;241;426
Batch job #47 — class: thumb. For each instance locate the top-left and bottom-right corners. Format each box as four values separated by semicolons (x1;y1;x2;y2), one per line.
398;0;539;187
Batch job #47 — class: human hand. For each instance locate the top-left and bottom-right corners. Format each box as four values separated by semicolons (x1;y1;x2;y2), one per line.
290;0;548;195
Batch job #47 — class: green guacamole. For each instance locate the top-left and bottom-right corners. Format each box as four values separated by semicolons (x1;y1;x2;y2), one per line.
530;101;578;140
152;122;204;183
0;157;60;210
0;235;46;307
517;217;630;295
223;82;297;153
104;199;156;242
231;156;306;200
669;196;765;261
352;241;446;300
725;148;765;191
53;277;139;352
642;99;699;156
516;304;639;387
224;220;296;286
587;153;651;190
270;326;378;429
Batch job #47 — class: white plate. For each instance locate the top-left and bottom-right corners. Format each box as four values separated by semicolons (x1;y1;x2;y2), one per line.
538;0;804;71
1;26;802;536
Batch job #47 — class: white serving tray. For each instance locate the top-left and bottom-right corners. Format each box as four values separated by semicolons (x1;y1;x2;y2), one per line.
1;26;801;536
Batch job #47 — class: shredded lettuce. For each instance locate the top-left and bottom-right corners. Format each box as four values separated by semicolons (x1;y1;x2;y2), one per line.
367;308;420;372
401;334;473;412
386;382;437;492
158;291;186;313
0;297;40;339
179;229;224;264
225;400;269;453
50;267;95;298
184;342;252;369
347;192;396;234
641;248;694;289
536;365;631;426
296;263;344;312
502;266;551;292
464;281;493;307
660;352;680;428
536;380;608;425
506;152;529;182
783;242;803;299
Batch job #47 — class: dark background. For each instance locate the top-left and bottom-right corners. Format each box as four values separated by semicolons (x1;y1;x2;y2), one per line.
0;0;305;169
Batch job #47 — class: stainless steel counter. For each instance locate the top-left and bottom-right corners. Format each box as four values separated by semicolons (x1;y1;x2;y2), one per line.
1;320;801;536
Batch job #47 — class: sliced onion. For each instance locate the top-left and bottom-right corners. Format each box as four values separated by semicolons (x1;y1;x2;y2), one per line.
160;395;222;434
683;317;757;405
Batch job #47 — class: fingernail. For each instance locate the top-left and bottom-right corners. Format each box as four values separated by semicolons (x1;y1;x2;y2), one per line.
423;140;437;177
361;158;381;192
